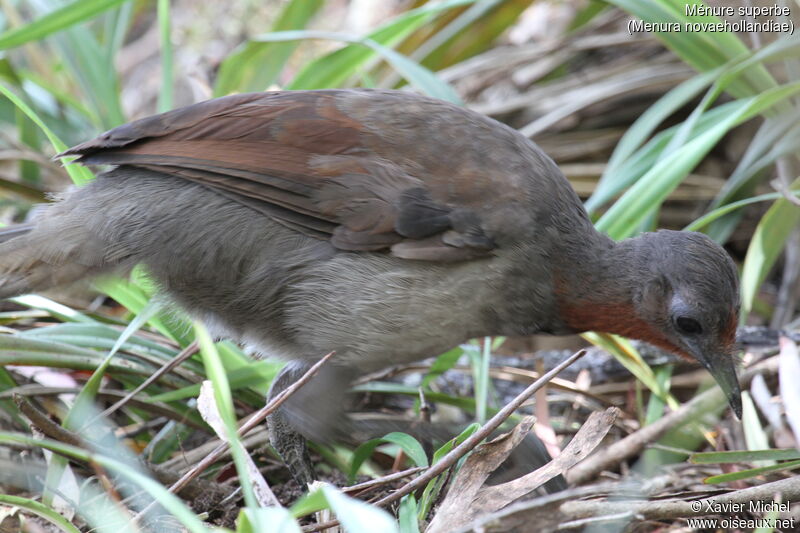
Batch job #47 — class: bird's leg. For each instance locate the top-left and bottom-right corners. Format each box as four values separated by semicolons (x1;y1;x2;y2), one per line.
267;360;356;486
267;361;317;486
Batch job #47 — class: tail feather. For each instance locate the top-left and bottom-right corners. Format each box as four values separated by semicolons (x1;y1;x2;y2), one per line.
0;204;121;299
0;224;33;244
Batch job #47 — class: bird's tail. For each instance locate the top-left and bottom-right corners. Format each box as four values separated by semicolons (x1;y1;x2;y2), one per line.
0;191;125;299
0;224;34;244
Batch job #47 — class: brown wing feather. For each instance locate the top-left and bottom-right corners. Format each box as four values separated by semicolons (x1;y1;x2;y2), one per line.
59;90;509;260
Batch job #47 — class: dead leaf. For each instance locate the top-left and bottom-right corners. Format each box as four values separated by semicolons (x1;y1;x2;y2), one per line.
197;381;280;507
427;408;620;533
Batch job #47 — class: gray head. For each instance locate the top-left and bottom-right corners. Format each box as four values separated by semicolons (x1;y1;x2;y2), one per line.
633;230;741;416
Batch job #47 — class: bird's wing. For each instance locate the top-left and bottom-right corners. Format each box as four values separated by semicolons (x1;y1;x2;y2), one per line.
59;90;534;261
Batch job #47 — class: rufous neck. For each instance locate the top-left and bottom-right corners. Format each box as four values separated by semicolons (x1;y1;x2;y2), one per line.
552;237;677;352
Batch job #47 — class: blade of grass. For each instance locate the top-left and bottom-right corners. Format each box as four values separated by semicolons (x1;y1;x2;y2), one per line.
741;391;773;467
350;432;428;482
588;68;721;212
253;30;460;103
588;104;733;220
740;177;800;322
105;1;133;60
34;0;127;129
96;269;193;347
418;423;478;520
399;495;420;533
238;507;300;533
21;323;187;361
70;300;163;430
691;448;800;464
0;82;93;184
644;365;672;425
598;82;800;239
0;432;211;533
608;0;775;97
287;0;474;90
16;105;41;184
213;0;324;96
320;483;399;533
146;360;280;403
194;321;258;510
42;302;158;506
0;0;130;50
583;333;678;409
704;458;800;484
157;0;172;112
685;190;800;232
0;494;81;533
469;337;492;423
0;335;190;390
10;294;95;323
706;114;800;242
398;0;505;67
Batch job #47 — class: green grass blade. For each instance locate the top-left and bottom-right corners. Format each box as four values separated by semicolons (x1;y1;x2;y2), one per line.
399;495;421;533
589;104;732;217
96;270;193;347
287;0;474;90
16;106;41;184
105;2;133;59
704;459;800;484
194;321;257;509
147;360;279;403
157;0;173;112
469;337;492;423
0;433;211;532
0;82;94;184
381;432;429;467
21;323;188;361
213;0;324;96
432;423;479;463
0;0;130;50
10;294;95;323
421;347;464;389
741;391;772;465
608;0;775;97
690;448;800;464
598;81;800;239
238;508;300;533
617;32;800;165
354;381;476;411
0;494;81;533
643;365;672;425
20;70;99;124
253;30;460;103
66;299;163;430
740;178;800;322
399;0;505;68
685;190;800;232
588;68;721;212
583;332;678;410
349;432;428;482
706;112;800;242
56;27;125;128
320;484;399;533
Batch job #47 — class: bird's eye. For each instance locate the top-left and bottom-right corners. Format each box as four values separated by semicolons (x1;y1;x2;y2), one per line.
675;316;702;335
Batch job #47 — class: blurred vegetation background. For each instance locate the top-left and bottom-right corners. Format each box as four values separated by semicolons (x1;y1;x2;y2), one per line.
0;0;798;532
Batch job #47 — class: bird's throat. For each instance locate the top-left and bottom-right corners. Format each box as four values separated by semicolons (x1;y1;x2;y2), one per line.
553;239;681;354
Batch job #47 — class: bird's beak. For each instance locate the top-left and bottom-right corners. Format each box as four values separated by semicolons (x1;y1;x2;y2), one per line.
695;350;742;419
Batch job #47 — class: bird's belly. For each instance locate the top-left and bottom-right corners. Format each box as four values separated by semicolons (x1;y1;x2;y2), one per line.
281;252;500;372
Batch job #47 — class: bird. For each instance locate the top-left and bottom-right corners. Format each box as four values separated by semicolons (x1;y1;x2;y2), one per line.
0;89;742;486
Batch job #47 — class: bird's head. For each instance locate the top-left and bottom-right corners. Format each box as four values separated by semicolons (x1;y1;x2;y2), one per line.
631;230;741;417
557;229;742;417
